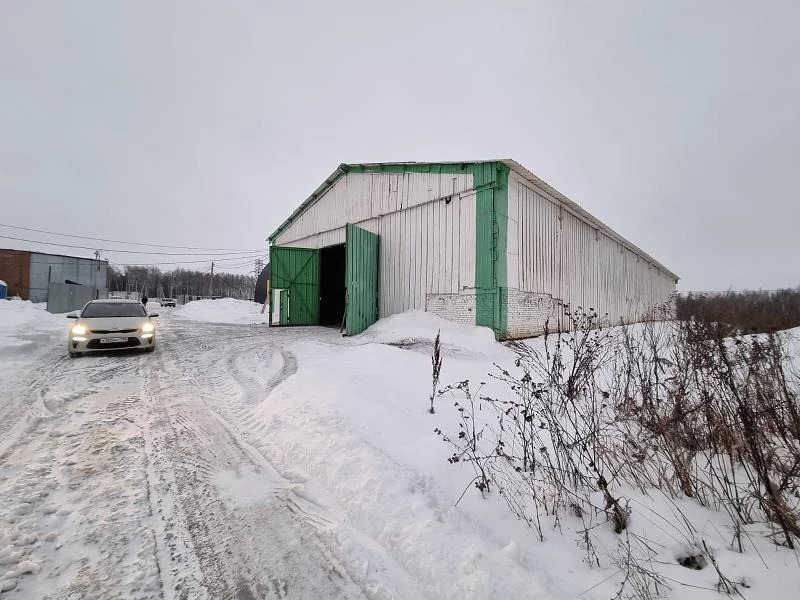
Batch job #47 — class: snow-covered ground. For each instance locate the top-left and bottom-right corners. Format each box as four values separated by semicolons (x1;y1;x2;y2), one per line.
256;316;800;600
0;299;798;598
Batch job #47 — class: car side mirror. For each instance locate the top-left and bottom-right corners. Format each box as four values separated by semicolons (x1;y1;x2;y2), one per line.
67;313;78;319
149;313;159;318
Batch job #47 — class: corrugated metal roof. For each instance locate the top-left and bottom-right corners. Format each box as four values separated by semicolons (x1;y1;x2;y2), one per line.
268;160;678;281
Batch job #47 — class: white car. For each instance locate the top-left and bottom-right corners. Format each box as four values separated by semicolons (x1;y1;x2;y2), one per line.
66;299;158;357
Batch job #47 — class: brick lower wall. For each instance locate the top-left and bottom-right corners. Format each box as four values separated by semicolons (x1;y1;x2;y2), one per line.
425;288;560;339
502;288;559;339
425;292;477;327
424;287;671;340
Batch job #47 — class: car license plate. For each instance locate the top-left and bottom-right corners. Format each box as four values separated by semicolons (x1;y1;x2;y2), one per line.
100;337;127;344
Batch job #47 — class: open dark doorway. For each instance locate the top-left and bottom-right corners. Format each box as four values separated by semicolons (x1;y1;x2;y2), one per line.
319;244;346;326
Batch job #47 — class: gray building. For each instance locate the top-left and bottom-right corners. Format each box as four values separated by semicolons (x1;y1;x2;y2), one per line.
0;249;108;312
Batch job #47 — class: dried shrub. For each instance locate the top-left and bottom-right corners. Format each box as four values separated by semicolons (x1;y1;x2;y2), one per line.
431;297;800;598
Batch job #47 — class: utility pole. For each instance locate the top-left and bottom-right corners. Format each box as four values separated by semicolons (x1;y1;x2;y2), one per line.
253;258;264;279
93;250;100;299
209;262;214;298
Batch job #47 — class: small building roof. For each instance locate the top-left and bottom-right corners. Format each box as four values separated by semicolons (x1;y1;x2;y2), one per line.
268;160;678;281
0;247;108;264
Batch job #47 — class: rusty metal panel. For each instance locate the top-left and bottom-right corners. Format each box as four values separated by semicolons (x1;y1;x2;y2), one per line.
0;250;31;299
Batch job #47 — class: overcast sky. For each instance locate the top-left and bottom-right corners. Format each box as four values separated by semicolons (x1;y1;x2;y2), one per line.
1;1;797;289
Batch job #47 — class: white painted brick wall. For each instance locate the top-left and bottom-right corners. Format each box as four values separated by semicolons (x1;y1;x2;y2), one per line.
427;289;559;339
503;289;558;339
426;292;477;327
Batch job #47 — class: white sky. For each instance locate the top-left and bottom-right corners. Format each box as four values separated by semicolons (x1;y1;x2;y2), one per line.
1;1;798;289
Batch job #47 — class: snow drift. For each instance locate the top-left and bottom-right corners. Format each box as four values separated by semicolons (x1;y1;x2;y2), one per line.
355;310;504;357
0;299;64;347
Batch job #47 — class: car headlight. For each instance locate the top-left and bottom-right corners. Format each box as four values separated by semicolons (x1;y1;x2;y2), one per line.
141;322;155;333
71;324;88;336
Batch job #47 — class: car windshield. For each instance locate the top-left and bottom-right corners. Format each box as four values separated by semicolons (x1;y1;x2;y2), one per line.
81;302;146;318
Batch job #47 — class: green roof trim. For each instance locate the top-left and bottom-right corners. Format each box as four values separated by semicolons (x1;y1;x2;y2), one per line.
344;163;474;175
268;164;349;244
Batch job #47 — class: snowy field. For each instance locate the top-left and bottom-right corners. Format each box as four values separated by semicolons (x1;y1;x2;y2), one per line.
0;298;798;598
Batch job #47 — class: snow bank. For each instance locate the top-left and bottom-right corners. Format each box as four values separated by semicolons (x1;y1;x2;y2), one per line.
254;341;567;599
249;318;800;600
355;310;503;357
173;298;268;325
0;299;64;346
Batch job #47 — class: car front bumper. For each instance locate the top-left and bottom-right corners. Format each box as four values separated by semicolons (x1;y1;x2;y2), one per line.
68;331;156;353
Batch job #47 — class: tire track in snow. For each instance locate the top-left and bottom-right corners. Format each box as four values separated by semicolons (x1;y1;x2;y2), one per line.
1;315;414;599
204;331;430;600
140;319;368;600
225;348;297;407
0;350;91;460
0;348;162;599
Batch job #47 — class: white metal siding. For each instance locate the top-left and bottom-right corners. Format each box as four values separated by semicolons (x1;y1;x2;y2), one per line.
274;172;473;246
507;171;675;334
274;172;476;319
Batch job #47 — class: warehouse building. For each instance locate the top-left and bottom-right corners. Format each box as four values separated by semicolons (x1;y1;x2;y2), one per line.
268;160;678;339
0;249;108;312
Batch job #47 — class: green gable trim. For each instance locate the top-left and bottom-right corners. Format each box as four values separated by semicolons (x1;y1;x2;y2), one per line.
268;165;349;243
344;163;474;175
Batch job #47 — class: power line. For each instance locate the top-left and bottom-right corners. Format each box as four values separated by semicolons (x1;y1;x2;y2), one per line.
219;257;267;270
0;234;265;256
0;222;264;252
108;254;263;267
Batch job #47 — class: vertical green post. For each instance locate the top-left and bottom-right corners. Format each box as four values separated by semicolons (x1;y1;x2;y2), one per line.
472;162;509;339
